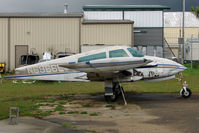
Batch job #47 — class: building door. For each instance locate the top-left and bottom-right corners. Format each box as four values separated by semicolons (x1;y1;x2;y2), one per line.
15;45;28;68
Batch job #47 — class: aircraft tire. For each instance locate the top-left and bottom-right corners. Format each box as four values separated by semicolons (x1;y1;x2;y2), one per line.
181;88;192;98
104;92;118;102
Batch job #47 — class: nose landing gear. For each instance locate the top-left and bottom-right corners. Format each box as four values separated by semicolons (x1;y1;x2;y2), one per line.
180;87;192;98
179;73;192;98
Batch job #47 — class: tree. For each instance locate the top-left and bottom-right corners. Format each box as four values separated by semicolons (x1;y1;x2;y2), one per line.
190;6;199;17
196;7;199;17
190;6;195;12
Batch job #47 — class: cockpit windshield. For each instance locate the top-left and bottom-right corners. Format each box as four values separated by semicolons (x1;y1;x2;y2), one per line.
109;49;129;58
127;48;144;57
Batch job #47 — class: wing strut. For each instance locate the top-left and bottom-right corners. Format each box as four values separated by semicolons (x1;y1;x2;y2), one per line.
117;78;127;106
119;85;127;106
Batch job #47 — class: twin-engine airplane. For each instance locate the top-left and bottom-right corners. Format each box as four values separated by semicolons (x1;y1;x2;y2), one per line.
5;46;191;104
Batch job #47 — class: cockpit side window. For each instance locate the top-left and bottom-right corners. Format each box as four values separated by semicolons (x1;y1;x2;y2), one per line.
109;49;129;58
78;52;106;62
127;48;144;57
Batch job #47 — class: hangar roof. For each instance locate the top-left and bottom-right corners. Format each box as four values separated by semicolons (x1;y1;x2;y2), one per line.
83;5;170;11
0;13;83;18
82;20;134;24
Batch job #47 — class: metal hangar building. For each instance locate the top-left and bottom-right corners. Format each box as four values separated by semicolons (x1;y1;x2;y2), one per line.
0;5;170;71
83;5;170;57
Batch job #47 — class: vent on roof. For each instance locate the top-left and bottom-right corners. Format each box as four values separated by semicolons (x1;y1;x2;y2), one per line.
64;3;68;14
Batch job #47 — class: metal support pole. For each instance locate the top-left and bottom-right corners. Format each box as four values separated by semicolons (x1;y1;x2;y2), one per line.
182;0;185;64
191;35;193;69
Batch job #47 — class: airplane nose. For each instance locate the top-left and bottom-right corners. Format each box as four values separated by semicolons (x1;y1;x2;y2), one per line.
178;63;187;70
175;63;187;73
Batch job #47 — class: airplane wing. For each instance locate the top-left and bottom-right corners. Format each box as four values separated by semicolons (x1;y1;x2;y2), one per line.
58;57;153;81
59;57;152;73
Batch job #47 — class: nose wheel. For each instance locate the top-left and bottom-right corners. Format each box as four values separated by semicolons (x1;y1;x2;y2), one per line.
179;73;192;98
180;87;192;98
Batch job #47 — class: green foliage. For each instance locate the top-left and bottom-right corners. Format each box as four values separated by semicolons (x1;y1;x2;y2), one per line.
54;105;64;112
33;110;52;118
192;62;199;69
196;7;199;17
80;111;88;114
59;94;69;100
59;101;67;105
59;111;66;115
67;111;79;114
190;6;195;12
89;112;99;116
81;103;92;107
62;122;76;128
190;6;199;17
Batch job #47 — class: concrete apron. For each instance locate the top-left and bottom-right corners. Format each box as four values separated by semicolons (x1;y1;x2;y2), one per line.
0;117;84;133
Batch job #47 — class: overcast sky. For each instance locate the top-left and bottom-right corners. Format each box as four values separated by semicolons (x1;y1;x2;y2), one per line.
0;0;198;13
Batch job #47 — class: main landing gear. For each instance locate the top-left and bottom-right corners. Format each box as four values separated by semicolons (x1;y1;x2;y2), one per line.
179;73;192;98
104;80;127;105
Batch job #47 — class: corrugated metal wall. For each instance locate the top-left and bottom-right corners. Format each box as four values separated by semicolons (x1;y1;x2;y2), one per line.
84;11;123;20
164;12;199;28
134;28;163;46
10;18;80;70
84;11;163;28
134;45;163;57
164;28;199;45
81;23;133;46
124;11;163;27
164;28;199;59
0;18;8;68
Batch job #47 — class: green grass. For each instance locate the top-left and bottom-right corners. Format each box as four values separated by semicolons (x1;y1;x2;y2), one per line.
33;110;52;118
80;111;88;114
81;103;92;107
62;122;76;128
0;64;198;120
89;112;99;116
54;105;64;112
59;111;66;115
67;111;79;114
105;104;116;110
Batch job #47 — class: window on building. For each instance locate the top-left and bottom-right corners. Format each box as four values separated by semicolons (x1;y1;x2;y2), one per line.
109;49;129;58
78;52;106;62
127;48;144;57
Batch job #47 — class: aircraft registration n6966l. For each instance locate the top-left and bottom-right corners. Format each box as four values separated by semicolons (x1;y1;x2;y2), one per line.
5;46;190;104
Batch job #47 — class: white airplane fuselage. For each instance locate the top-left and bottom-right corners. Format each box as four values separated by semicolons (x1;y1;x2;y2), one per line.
5;46;186;82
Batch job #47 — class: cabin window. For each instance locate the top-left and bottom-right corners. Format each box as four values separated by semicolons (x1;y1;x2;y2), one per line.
109;49;129;58
78;52;106;62
127;48;144;57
